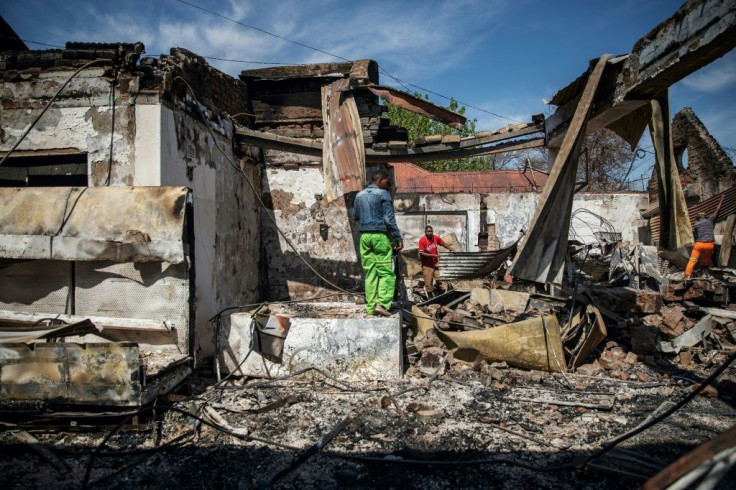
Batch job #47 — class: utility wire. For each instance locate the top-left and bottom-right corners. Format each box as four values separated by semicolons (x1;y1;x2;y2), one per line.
173;0;519;123
583;351;736;467
0;33;64;49
81;404;300;489
0;59;109;167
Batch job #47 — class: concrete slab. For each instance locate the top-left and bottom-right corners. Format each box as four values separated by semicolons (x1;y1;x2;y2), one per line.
218;303;402;381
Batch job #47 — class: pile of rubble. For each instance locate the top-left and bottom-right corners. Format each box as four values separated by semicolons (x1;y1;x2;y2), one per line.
1;247;735;488
407;243;736;388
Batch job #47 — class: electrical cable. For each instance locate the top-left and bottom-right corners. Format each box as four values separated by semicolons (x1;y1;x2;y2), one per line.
172;76;362;296
582;351;736;467
0;33;65;49
208;292;360;323
327;452;572;472
0;59;109;167
173;0;519;123
81;403;300;489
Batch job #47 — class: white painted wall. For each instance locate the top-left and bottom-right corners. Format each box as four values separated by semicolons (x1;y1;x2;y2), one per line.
133;105;162;186
261;166;363;300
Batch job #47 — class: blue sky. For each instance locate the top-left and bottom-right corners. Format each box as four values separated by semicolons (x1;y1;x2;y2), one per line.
2;0;735;182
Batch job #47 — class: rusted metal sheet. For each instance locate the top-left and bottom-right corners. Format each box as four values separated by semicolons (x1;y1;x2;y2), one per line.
393;162;547;193
649;93;693;250
322;79;366;201
511;56;611;284
0;319;100;343
650;186;736;237
365;85;466;129
440;248;517;280
436;315;566;372
0;342;141;406
0;186;188;263
0;309;176;342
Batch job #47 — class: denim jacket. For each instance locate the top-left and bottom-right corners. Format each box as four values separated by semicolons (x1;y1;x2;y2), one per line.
352;184;402;244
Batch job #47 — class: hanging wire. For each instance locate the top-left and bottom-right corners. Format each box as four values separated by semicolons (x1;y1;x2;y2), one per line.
0;59;109;167
172;76;362;296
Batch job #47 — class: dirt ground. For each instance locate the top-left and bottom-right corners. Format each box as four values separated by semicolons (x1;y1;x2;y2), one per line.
1;352;735;489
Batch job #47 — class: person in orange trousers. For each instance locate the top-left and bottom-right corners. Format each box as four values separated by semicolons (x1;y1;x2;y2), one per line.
685;196;723;281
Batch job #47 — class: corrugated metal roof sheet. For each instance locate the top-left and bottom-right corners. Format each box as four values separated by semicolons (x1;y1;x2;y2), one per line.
650;186;736;237
393;162;548;194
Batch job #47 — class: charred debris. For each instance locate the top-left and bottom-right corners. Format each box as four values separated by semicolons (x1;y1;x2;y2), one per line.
1;1;736;488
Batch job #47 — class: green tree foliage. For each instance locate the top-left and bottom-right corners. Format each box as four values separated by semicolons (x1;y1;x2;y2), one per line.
384;94;488;172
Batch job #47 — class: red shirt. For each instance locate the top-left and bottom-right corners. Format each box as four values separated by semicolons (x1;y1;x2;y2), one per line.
419;234;445;267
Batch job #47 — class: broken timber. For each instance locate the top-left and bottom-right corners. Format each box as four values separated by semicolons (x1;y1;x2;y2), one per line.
511;55;611;284
547;0;736;147
236;121;544;164
365;85;466;129
649;92;693;250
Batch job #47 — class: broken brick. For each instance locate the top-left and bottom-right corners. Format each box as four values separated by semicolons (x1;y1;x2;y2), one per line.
576;360;604;376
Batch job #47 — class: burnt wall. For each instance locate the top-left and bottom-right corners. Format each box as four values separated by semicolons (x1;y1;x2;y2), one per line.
648;107;735;202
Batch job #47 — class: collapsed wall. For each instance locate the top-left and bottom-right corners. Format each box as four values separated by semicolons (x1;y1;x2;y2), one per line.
0;43;261;364
648;106;736;203
241;61;392;301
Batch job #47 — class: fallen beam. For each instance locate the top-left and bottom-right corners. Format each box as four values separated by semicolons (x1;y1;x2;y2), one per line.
365;85;466;129
511;55;610;284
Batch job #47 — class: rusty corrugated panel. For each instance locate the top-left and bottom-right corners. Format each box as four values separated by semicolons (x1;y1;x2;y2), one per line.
322;79;365;201
366;86;466;129
0;342;141;406
392;162;548;193
650;186;736;236
439;246;517;280
0;186;188;263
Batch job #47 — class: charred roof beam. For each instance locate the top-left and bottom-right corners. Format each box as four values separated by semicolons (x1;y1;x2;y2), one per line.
547;0;736;148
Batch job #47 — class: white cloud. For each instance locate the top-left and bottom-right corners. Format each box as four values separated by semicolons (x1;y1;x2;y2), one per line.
681;51;736;93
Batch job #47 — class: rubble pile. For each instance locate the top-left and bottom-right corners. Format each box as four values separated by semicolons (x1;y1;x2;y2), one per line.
2;240;736;488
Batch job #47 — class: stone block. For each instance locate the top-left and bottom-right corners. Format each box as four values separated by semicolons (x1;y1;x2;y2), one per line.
219;303;402;381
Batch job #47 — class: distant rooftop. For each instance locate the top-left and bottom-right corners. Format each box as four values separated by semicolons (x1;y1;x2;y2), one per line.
392;162;548;194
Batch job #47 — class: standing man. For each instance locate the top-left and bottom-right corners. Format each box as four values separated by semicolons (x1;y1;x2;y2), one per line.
685;195;723;281
418;225;453;297
352;171;403;316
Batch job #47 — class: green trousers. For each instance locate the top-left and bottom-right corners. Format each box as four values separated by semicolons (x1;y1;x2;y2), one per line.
359;232;395;314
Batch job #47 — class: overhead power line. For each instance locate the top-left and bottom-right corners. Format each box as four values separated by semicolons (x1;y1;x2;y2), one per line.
174;0;520;123
0;33;64;49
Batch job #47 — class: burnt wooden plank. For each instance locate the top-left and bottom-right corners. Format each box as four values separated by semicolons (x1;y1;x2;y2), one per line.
365;137;545;163
547;0;736;147
241;59;378;83
365;85;466;129
649;92;694;250
251;91;322;122
235;127;544;163
511;55;611;284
